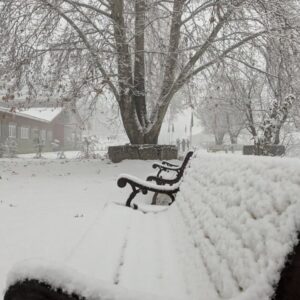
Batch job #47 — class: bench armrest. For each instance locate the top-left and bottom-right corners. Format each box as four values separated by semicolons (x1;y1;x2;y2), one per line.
117;174;179;207
118;174;179;192
146;175;177;186
152;163;181;172
161;161;179;167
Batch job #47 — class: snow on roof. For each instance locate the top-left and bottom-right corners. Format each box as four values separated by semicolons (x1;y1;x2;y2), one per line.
17;107;63;122
0;106;63;123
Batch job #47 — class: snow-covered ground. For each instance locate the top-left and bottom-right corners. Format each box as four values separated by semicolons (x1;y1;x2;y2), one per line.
2;152;300;300
0;155;158;298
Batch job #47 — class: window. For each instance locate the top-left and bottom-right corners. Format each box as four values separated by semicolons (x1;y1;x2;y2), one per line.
32;128;39;139
47;130;53;141
8;123;16;138
20;127;29;139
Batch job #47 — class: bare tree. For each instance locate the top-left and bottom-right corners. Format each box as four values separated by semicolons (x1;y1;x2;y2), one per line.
198;95;228;145
0;0;299;144
197;81;243;145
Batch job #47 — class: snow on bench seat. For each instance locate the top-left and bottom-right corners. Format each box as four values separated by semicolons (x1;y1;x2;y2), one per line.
6;203;214;300
5;152;300;300
6;260;175;300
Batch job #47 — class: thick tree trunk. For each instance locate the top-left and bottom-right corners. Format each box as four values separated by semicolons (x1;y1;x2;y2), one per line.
133;0;147;127
230;134;238;144
273;114;287;145
119;95;162;144
148;0;185;131
274;129;280;145
112;0;156;145
122;123;161;144
215;132;225;145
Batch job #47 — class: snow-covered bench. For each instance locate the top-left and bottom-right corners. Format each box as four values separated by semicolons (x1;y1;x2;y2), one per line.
4;153;300;300
117;151;194;207
149;150;194;180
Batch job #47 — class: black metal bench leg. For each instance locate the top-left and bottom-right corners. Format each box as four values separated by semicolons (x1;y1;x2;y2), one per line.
152;192;158;205
167;192;176;205
125;185;140;207
157;169;163;178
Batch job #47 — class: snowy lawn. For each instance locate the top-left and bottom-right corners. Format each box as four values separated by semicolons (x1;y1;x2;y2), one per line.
0;155;158;298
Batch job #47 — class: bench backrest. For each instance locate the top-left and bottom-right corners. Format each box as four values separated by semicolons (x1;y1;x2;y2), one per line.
175;152;300;300
177;151;194;177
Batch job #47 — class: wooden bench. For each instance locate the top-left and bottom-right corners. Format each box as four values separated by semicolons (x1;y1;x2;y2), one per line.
4;153;300;300
117;151;193;207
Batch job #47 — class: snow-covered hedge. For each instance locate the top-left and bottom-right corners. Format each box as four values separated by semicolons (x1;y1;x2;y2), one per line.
176;152;300;300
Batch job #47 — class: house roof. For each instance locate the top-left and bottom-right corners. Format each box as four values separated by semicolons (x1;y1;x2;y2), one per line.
0;106;63;123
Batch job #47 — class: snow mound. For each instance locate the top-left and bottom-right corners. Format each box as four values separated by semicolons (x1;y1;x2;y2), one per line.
6;259;178;300
176;152;300;300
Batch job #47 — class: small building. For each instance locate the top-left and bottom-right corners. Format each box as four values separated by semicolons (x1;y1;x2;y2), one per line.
0;106;82;154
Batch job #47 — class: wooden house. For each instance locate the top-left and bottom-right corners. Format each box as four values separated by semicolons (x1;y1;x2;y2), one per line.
0;106;82;154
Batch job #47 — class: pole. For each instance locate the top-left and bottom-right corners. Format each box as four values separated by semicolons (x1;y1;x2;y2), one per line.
190;111;193;147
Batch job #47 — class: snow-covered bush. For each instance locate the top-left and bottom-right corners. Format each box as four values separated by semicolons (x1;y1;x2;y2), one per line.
255;94;296;155
77;136;99;159
176;152;300;300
